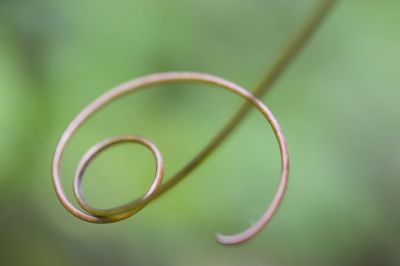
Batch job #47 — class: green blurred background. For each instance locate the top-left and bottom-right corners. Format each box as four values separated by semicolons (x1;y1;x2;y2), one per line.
1;0;399;265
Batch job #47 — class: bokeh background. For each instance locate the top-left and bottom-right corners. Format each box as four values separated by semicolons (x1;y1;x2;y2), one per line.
1;0;399;265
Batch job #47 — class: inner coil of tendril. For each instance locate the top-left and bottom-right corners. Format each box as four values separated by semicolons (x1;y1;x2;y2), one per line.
51;71;289;245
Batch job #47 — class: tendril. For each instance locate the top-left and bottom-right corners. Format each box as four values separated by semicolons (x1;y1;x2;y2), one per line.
51;0;337;246
52;72;289;245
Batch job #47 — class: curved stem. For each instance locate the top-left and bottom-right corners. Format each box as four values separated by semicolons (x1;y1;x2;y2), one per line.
52;72;289;246
153;0;338;198
53;0;339;246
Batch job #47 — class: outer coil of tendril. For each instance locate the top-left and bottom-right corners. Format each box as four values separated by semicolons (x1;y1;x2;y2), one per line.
51;72;289;245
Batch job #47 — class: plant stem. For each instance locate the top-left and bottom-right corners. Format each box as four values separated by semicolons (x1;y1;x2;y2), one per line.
156;0;338;195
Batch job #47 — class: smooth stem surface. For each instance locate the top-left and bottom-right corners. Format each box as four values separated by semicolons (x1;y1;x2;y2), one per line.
155;0;337;199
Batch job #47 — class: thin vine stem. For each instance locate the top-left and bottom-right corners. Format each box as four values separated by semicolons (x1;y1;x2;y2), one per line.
151;0;337;201
52;0;338;246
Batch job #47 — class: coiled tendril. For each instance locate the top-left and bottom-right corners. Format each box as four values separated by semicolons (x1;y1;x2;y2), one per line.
52;0;337;246
52;72;289;245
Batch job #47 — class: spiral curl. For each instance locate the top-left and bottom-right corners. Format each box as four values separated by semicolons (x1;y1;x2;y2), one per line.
51;72;289;245
51;0;337;246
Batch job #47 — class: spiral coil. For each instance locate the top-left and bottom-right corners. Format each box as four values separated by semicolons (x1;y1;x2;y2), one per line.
51;72;289;245
51;0;338;247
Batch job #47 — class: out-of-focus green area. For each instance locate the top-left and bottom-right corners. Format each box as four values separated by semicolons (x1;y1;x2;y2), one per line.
1;0;399;265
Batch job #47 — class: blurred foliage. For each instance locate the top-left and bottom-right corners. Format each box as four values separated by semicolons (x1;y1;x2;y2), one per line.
0;0;399;265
